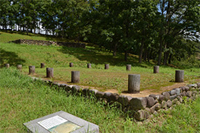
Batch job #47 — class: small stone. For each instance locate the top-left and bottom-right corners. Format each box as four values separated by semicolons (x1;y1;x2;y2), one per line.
167;100;172;108
155;103;161;111
158;95;164;101
103;92;112;99
89;89;98;95
118;95;132;106
149;94;159;100
187;84;197;89
72;85;81;92
161;101;167;109
185;86;190;91
197;83;200;88
170;95;177;100
144;108;150;119
134;110;145;121
172;99;178;104
130;97;147;110
181;91;186;96
162;92;170;101
109;93;119;101
96;91;104;99
169;90;177;95
82;88;89;95
175;88;181;96
146;97;155;108
186;91;192;97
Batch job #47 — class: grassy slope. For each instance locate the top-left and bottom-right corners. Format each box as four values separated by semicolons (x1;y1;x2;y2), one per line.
1;68;200;132
0;31;200;92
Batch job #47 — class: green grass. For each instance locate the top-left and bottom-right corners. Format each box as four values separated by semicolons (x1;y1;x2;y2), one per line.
0;42;199;93
0;31;70;43
1;68;200;132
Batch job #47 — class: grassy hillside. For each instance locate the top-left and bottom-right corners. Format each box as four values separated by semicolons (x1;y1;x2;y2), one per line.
0;31;200;93
1;68;200;132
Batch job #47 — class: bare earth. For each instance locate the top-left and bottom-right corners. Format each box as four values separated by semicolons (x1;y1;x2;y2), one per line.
105;82;187;97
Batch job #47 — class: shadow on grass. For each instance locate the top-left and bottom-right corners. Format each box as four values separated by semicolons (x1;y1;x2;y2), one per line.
0;48;25;67
58;46;154;67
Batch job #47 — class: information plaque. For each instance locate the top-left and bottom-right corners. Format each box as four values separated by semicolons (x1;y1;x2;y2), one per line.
24;111;99;133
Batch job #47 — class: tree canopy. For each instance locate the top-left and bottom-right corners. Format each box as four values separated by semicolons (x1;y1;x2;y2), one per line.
0;0;199;65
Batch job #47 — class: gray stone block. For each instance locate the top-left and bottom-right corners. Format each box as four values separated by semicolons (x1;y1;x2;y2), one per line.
170;95;177;100
169;90;177;95
167;100;172;108
197;83;200;88
118;95;132;106
134;110;145;121
162;92;170;101
186;91;192;97
130;97;147;110
146;97;155;108
188;84;197;88
24;111;99;133
95;91;104;99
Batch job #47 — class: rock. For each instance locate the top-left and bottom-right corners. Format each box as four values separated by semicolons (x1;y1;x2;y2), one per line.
185;86;190;91
146;97;155;108
170;95;177;100
197;83;200;88
89;89;98;96
118;95;132;106
181;91;186;96
155;103;161;111
60;83;68;87
149;94;159;100
169;90;177;95
187;84;197;89
175;88;181;96
96;91;104;99
177;96;183;103
176;101;181;105
161;101;167;109
71;86;81;93
134;110;145;121
167;100;172;108
103;92;112;99
162;92;170;101
130;97;147;110
109;93;119;101
144;108;150;119
158;95;164;102
172;99;178;104
186;91;192;97
65;85;73;91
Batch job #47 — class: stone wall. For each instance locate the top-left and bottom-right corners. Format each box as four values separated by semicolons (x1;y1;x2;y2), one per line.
31;76;200;121
11;39;85;48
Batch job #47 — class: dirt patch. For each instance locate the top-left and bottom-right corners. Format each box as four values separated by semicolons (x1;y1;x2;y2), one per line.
105;82;187;97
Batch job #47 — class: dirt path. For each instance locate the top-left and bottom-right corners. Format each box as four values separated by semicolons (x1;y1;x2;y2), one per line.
105;82;187;97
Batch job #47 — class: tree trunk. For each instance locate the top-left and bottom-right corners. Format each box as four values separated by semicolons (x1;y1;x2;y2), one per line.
168;54;172;64
125;50;128;61
139;41;144;63
163;51;169;65
113;43;117;56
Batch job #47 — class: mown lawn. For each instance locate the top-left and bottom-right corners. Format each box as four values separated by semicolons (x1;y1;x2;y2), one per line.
0;42;200;93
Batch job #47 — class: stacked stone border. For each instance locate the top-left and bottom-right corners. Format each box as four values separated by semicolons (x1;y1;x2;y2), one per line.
31;76;200;121
11;39;86;48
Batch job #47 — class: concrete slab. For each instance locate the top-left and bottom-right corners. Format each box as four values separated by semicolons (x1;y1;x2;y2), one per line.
24;111;99;133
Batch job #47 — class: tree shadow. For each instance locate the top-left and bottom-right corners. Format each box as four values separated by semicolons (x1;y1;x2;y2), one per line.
0;49;26;67
58;46;153;67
